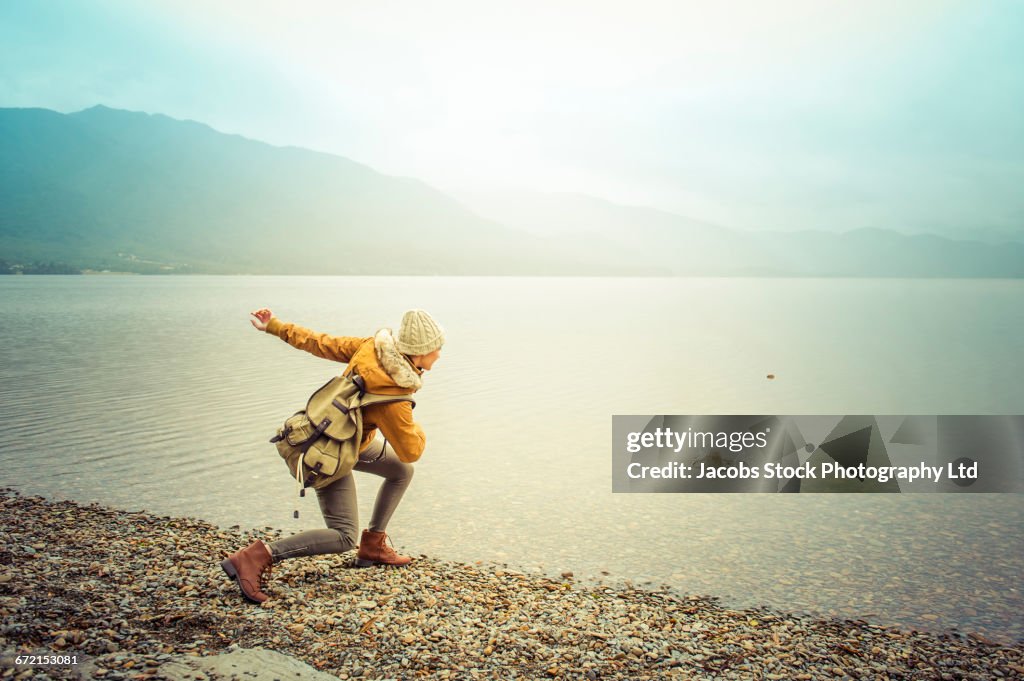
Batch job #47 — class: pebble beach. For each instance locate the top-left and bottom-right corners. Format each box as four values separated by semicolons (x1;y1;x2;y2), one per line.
1;489;1021;681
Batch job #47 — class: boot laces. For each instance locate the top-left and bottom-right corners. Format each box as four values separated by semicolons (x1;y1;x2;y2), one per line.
382;534;404;559
385;532;407;557
259;562;273;586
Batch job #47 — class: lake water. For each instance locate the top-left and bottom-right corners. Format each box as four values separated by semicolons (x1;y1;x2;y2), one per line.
1;275;1022;643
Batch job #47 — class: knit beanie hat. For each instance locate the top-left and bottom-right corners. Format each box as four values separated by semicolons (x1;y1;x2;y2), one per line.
396;309;445;356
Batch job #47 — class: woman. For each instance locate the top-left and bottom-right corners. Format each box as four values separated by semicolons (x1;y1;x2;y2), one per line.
222;307;444;604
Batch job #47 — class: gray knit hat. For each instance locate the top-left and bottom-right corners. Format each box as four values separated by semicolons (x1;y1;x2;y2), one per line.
396;309;445;355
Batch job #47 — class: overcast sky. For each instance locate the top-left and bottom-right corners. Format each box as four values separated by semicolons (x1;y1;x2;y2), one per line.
2;0;1022;235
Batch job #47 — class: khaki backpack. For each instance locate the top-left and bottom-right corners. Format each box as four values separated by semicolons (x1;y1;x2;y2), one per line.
270;371;414;517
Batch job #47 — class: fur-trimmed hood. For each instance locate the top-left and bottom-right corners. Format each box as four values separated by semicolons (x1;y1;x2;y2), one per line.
372;328;423;391
339;328;423;396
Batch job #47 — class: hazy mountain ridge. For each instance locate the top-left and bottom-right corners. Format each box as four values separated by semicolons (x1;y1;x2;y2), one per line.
0;106;564;274
2;106;1022;276
455;191;1024;277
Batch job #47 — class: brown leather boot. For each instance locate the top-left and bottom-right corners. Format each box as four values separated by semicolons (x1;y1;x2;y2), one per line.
354;529;412;567
221;540;273;603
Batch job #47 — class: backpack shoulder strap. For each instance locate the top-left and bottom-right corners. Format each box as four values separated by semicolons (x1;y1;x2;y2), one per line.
358;392;416;409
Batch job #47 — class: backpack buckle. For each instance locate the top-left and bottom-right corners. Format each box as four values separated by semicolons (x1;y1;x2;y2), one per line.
303;461;323;488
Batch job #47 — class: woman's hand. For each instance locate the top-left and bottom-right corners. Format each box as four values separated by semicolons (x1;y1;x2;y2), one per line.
250;308;273;331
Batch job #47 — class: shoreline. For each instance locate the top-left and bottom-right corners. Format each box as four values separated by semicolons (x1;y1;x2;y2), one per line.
1;490;1020;680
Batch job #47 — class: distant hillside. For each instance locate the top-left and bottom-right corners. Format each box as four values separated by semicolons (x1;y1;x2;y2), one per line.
453;190;750;276
456;190;1024;277
2;106;1022;276
0;106;576;274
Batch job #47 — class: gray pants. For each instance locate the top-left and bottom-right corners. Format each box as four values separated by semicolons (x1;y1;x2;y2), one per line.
268;436;414;563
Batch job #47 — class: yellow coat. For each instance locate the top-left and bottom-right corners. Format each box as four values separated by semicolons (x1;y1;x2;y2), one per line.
265;318;426;462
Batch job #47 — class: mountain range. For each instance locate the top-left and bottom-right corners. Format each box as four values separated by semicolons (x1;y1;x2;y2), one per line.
2;105;1021;276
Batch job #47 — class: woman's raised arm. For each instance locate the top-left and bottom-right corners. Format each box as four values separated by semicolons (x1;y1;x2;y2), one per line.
251;308;367;363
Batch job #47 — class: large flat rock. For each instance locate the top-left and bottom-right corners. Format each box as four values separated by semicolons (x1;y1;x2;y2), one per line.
157;647;342;681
